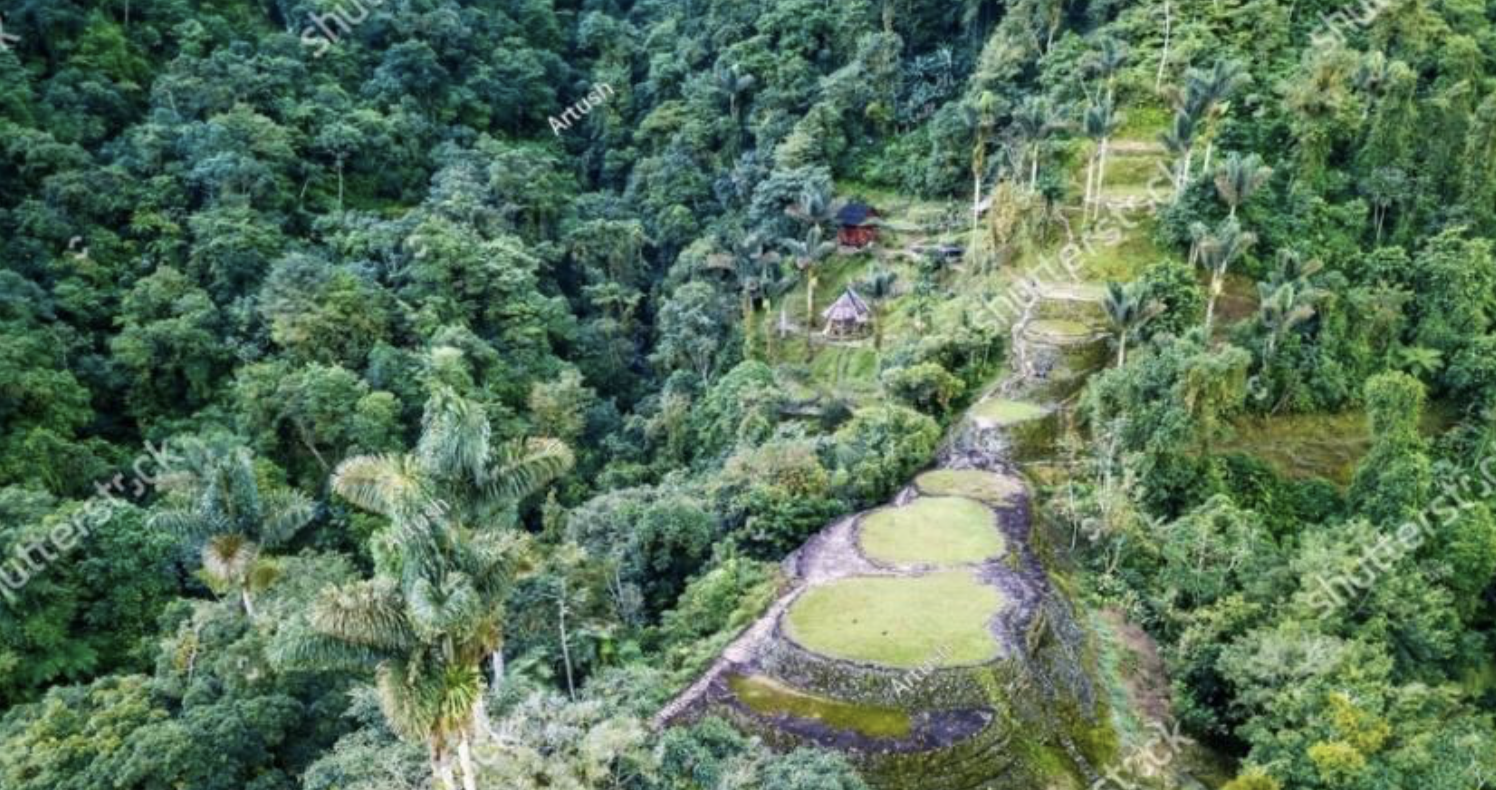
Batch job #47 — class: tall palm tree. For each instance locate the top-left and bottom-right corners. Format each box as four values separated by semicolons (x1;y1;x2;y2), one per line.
1264;248;1324;292
1191;60;1248;173
151;446;315;619
1102;281;1161;366
1195;218;1257;335
1084;96;1121;220
1160;110;1197;194
713;62;756;130
278;379;573;790
859;267;899;349
1012;96;1068;191
967;91;1001;231
1256;281;1317;359
1214;152;1272;218
1087;37;1128;105
782;224;836;336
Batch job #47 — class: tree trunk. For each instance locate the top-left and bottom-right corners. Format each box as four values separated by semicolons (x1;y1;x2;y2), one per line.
1205;270;1223;335
1084;151;1097;215
432;743;457;790
457;736;479;790
558;583;576;700
972;169;984;232
1116;336;1127;367
1029;145;1040;190
490;648;504;681
1093;138;1111;220
241;588;256;620
1156;0;1171;90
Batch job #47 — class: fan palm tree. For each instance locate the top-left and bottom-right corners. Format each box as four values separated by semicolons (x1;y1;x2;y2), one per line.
1195;219;1257;335
1214;152;1271;218
1012;96;1068;191
1083;96;1121;220
150;446;315;619
1103;281;1162;366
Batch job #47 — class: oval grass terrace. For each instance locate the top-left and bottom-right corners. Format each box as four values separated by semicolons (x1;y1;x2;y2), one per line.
858;496;1006;567
783;570;1008;668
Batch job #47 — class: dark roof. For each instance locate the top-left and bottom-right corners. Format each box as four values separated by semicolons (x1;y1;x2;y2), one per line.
836;202;877;227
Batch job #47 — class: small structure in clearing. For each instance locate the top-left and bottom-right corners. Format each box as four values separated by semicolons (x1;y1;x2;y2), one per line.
836;202;880;248
821;288;872;337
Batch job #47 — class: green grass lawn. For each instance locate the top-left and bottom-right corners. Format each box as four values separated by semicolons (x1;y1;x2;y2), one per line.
784;571;1005;667
969;398;1050;426
914;469;1026;506
728;673;912;738
859;496;1004;566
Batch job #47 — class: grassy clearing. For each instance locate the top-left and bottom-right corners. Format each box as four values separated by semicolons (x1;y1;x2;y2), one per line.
784;571;1005;667
860;496;1004;566
915;469;1026;505
728;674;913;738
1026;318;1096;339
969;399;1050;425
1220;404;1457;485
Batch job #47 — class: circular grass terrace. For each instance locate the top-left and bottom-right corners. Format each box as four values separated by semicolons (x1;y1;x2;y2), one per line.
859;496;1004;566
914;469;1026;506
968;398;1050;426
784;571;1006;668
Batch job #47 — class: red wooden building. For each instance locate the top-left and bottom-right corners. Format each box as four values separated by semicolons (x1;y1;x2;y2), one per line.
836;202;880;248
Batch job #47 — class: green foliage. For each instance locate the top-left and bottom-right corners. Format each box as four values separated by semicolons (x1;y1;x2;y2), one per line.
826;405;942;505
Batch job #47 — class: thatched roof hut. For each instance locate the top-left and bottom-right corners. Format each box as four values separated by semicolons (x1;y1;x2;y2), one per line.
821;288;872;336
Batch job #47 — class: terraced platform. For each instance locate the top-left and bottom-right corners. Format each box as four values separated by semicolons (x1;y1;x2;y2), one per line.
655;284;1114;790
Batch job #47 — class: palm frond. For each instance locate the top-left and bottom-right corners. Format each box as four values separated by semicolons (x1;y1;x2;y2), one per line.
260;488;316;548
483;438;575;504
332;454;428;520
309;578;419;652
417;386;492;483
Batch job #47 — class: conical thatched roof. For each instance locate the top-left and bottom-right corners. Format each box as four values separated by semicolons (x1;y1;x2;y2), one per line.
822;288;872;323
